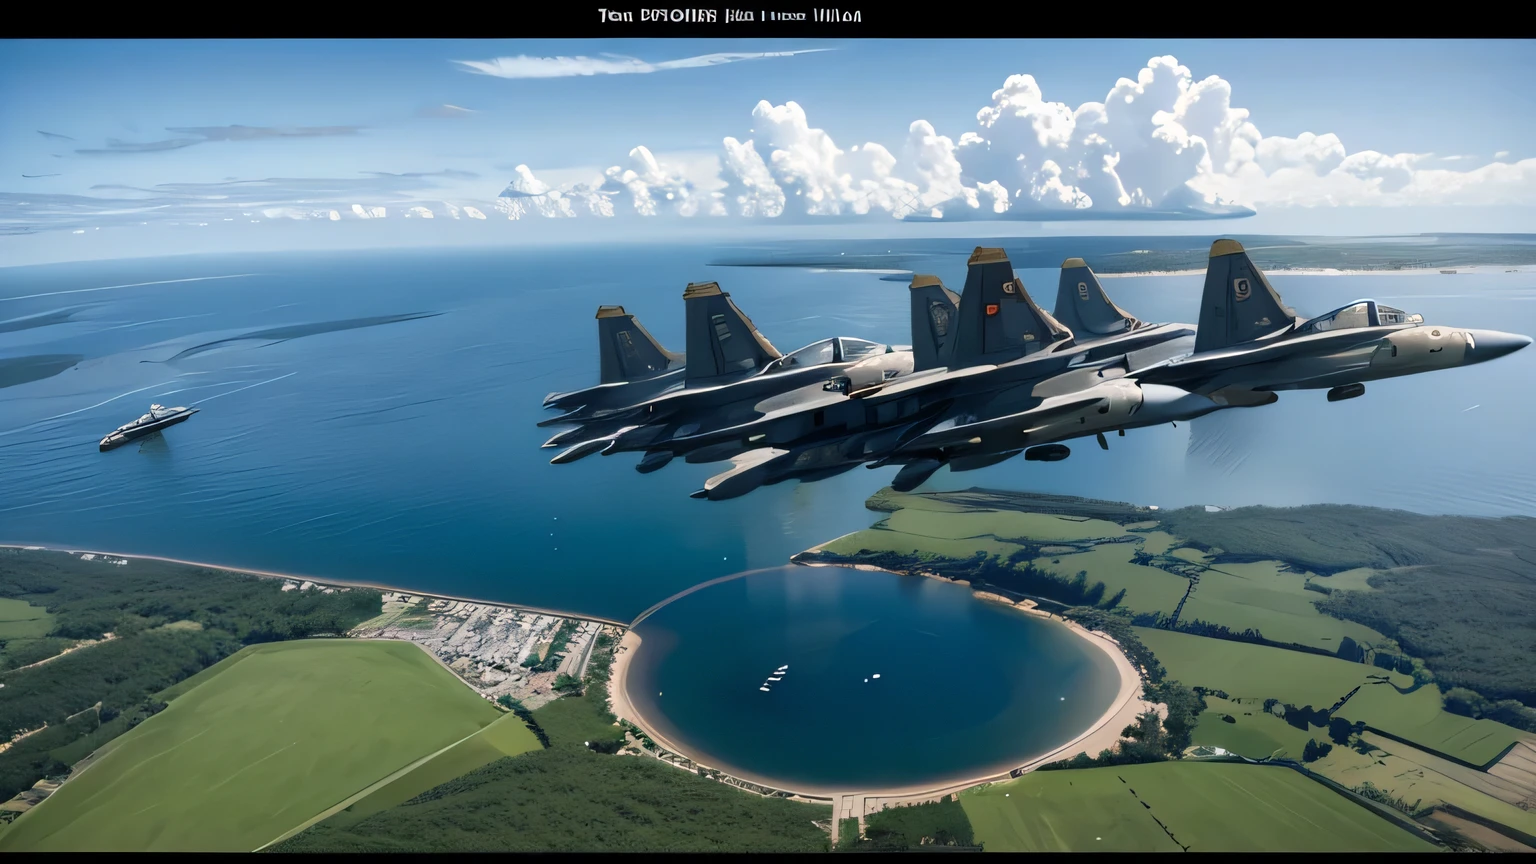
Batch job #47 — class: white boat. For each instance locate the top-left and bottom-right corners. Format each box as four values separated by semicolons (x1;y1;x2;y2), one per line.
767;676;782;682
759;686;770;692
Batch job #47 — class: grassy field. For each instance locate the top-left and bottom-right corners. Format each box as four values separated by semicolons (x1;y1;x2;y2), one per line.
0;639;501;852
0;598;58;669
1032;546;1189;615
883;509;1129;543
825;496;1384;654
1188;695;1315;760
1138;629;1524;767
1176;561;1388;650
960;761;1434;852
817;527;1019;562
309;711;542;832
275;667;830;853
1321;568;1380;593
0;598;54;640
1314;744;1536;838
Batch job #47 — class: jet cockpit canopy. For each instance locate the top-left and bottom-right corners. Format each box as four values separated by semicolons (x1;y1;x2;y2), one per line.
763;337;888;374
1297;300;1422;335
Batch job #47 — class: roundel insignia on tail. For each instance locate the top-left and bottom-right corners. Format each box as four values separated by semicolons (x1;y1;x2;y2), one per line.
1234;277;1252;302
1002;281;1016;294
1077;282;1089;300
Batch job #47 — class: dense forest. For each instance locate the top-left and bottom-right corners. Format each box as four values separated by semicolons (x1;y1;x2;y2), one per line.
1156;504;1536;705
268;746;831;853
0;549;382;802
849;798;976;850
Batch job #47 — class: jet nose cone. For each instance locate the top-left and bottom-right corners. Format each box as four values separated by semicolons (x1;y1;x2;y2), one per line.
1466;330;1532;364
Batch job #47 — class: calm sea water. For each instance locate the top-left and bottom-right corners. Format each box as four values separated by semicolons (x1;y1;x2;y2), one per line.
1;239;1533;628
625;565;1120;791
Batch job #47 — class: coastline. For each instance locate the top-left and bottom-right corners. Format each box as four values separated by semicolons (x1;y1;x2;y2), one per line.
0;543;628;629
6;539;1146;814
607;561;1147;808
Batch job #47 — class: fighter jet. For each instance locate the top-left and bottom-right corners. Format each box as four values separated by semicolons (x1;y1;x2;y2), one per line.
541;280;921;464
1131;239;1532;403
644;249;1205;499
857;238;1534;492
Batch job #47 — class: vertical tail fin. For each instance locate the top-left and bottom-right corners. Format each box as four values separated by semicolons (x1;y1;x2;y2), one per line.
596;305;683;385
682;281;782;384
949;247;1073;368
1194;240;1299;354
1055;258;1143;337
909;275;959;372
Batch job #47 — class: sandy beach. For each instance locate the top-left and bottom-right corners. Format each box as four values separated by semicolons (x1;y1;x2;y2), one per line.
0;543;628;628
607;570;1148;810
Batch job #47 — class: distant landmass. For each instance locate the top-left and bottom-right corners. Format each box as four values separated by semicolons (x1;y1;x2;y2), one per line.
708;233;1536;275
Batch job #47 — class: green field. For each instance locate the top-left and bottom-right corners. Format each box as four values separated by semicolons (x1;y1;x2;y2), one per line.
1315;744;1536;838
827;496;1385;654
818;526;1018;562
1188;695;1315;760
883;508;1129;543
1175;561;1387;650
0;598;59;669
961;761;1433;852
0;639;502;852
1138;629;1524;766
1032;545;1188;614
0;598;54;641
305;711;542;832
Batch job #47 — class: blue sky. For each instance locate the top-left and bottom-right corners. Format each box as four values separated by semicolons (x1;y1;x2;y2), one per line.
2;39;1534;262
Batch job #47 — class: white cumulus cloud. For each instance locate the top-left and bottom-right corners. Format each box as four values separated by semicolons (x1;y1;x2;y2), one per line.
494;55;1534;221
454;50;830;79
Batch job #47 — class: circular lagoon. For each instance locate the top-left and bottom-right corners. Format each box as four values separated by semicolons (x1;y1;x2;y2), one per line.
622;565;1124;793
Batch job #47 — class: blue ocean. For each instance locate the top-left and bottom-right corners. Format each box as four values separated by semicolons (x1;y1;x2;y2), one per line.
2;238;1534;624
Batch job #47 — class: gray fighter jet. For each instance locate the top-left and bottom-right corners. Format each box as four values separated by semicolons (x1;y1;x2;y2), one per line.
641;249;1205;499
1130;239;1532;402
859;238;1533;492
541;280;920;464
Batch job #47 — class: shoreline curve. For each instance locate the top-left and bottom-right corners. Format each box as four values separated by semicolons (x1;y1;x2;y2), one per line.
608;563;1150;805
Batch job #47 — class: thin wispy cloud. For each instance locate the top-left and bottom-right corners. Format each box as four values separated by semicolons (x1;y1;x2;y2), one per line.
452;49;832;80
418;103;478;118
77;137;203;154
166;125;364;141
74;125;364;156
37;130;76;142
